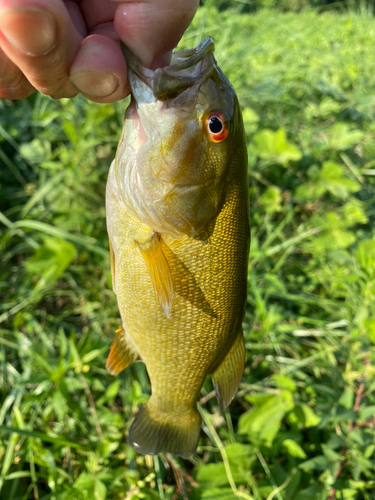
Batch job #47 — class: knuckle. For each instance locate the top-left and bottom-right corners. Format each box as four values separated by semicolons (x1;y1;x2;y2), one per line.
0;47;34;98
0;83;34;100
0;72;34;99
31;72;77;99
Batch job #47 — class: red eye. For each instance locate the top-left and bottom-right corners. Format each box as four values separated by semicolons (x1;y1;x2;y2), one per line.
206;111;229;142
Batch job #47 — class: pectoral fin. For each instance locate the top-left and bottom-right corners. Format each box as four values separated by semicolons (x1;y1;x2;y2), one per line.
211;332;245;410
106;325;139;375
136;233;173;318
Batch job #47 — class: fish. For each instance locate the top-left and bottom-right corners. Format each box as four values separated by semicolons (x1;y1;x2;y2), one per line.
105;37;250;457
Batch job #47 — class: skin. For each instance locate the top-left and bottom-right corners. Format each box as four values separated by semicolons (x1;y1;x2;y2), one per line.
0;0;199;102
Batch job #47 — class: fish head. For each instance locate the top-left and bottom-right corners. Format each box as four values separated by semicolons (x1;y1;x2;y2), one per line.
116;37;247;237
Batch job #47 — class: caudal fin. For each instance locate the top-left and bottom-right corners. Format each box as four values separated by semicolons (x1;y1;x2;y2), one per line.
128;401;201;457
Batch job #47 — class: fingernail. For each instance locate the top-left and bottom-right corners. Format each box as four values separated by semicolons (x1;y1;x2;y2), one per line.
133;45;154;69
150;51;172;71
121;40;154;68
0;7;56;56
70;70;119;97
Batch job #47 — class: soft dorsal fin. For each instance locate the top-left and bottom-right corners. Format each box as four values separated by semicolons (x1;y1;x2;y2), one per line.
106;325;139;376
136;233;174;318
211;332;245;410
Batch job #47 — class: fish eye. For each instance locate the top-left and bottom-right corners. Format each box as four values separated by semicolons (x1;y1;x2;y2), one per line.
206;111;229;143
209;116;223;134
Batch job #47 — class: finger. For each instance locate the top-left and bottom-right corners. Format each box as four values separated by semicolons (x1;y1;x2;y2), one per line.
0;46;34;99
68;0;129;102
64;0;87;37
0;0;82;98
70;34;129;103
112;0;199;68
79;0;117;33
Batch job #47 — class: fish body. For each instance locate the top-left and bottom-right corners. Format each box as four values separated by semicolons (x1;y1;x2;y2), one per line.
106;38;250;456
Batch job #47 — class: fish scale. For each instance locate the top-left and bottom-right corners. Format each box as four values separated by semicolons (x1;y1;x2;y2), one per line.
106;37;250;456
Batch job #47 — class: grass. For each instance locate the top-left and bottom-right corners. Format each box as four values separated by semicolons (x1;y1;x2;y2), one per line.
1;3;375;500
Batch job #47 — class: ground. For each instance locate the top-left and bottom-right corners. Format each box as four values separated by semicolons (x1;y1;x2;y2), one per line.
1;4;375;500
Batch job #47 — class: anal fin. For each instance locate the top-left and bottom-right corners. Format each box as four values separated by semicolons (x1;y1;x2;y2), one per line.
136;233;173;318
106;325;139;375
211;332;245;410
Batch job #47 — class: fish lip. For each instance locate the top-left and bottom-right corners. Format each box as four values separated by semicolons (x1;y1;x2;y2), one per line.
173;179;217;192
158;37;215;73
155;177;218;190
121;37;216;102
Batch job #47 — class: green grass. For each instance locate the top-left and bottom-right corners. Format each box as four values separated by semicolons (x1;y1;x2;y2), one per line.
1;4;375;500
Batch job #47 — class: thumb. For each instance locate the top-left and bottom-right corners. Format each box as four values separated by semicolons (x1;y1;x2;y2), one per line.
113;0;199;68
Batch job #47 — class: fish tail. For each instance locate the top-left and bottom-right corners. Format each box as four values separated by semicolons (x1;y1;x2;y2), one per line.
128;399;201;457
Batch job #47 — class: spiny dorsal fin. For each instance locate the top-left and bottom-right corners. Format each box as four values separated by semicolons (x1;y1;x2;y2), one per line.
109;239;116;294
106;325;139;375
136;233;173;318
211;332;245;410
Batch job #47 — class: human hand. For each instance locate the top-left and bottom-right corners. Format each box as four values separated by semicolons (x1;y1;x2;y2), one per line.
0;0;199;102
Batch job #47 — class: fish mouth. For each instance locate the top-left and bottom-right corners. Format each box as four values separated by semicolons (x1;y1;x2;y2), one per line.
121;37;216;103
